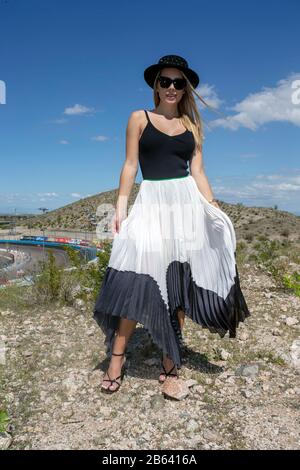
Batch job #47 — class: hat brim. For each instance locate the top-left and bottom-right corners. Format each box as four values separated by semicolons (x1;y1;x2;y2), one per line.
144;64;199;89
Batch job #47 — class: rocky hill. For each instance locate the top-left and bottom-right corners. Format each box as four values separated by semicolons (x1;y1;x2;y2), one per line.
16;184;300;243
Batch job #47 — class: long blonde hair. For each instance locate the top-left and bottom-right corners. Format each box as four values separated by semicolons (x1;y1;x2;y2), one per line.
153;69;227;153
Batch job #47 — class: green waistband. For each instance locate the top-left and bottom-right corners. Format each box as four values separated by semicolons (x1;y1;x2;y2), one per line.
143;174;190;181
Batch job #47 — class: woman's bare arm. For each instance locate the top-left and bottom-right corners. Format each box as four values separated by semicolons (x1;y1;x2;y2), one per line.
114;111;140;233
190;145;220;208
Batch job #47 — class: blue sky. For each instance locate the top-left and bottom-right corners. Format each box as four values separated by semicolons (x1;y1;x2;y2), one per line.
0;0;299;216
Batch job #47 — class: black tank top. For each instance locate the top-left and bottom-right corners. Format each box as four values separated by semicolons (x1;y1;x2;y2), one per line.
139;110;195;180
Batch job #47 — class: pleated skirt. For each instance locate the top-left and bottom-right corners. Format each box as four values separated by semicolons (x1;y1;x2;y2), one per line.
93;174;251;368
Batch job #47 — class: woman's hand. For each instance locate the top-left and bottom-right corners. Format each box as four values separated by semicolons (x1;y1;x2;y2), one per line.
209;200;221;210
111;210;127;235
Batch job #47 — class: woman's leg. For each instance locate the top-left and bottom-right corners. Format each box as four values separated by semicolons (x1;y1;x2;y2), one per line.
102;318;137;391
159;308;185;381
177;308;185;330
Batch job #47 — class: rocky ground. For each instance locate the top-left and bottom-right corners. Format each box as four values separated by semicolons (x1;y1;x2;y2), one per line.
1;263;300;450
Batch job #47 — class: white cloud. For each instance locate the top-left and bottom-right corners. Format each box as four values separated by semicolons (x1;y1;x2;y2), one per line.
252;172;300;191
91;135;109;141
196;83;224;109
70;193;81;198
210;170;300;213
209;72;300;131
37;192;59;198
64;104;95;116
59;139;69;145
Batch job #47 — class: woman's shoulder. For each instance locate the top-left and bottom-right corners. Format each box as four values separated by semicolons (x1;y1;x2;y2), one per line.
127;109;146;136
129;109;147;120
127;109;147;131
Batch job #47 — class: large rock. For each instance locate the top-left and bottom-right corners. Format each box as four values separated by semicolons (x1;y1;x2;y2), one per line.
162;378;190;400
0;432;12;450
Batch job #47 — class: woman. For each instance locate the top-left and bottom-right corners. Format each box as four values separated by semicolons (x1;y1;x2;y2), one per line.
93;54;251;394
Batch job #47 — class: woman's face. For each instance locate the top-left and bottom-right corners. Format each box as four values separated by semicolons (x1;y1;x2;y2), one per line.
156;68;186;104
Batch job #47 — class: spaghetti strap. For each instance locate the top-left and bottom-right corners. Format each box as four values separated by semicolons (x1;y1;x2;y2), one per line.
144;109;150;123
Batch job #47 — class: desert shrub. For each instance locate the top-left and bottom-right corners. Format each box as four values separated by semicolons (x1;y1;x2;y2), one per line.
282;271;300;296
244;232;254;242
252;239;299;296
280;228;290;238
30;250;63;304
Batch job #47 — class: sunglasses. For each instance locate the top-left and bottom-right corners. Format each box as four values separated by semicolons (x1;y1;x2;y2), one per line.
158;75;187;90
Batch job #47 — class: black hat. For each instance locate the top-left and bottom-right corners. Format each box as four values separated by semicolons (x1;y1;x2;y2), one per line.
144;54;200;89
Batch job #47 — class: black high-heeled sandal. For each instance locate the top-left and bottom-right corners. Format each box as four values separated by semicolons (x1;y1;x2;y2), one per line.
158;354;179;384
101;352;127;394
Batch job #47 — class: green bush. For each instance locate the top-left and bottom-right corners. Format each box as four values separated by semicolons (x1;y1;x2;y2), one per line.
282;271;300;296
0;409;9;433
252;239;299;296
31;250;63;304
